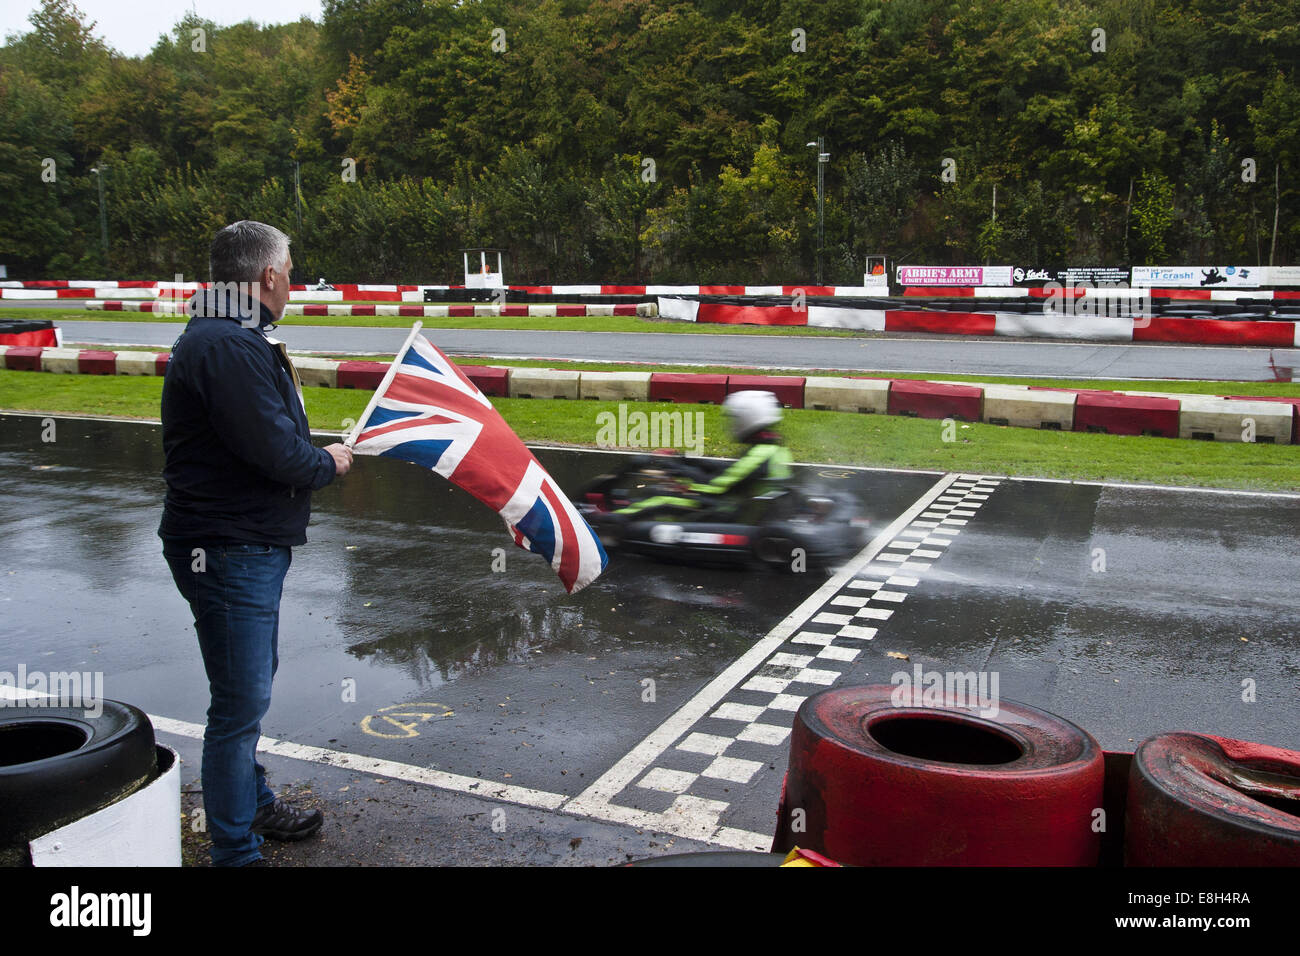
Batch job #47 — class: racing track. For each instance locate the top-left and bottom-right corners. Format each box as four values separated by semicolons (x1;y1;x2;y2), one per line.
50;319;1300;381
3;413;1297;854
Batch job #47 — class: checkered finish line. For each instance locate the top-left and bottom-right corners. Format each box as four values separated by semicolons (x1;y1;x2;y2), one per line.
563;473;1002;849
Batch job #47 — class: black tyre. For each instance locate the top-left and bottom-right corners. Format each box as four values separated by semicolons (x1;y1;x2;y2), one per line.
0;700;157;863
753;532;804;568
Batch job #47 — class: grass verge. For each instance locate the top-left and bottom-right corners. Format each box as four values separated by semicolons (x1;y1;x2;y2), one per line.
3;369;1296;492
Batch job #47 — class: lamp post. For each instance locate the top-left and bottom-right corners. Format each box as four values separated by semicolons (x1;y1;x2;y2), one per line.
90;165;108;266
806;137;828;285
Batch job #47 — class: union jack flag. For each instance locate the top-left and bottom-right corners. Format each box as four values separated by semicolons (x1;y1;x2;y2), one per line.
348;328;607;593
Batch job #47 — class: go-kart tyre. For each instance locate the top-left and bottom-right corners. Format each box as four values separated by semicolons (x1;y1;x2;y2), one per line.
772;685;1104;865
0;700;157;860
1124;732;1300;866
753;533;802;568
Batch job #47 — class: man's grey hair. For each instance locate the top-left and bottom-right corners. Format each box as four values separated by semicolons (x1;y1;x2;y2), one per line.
209;221;291;284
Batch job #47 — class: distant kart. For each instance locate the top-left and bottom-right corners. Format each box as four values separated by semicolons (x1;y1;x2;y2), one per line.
579;453;869;570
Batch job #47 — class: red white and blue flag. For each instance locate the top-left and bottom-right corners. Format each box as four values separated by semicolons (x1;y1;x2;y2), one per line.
346;326;607;593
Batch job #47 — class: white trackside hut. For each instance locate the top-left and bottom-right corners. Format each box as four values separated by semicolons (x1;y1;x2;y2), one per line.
863;254;888;288
463;248;506;289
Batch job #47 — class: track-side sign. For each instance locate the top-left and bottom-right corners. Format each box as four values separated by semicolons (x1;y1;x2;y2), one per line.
1013;267;1128;285
897;266;1014;286
1131;266;1260;288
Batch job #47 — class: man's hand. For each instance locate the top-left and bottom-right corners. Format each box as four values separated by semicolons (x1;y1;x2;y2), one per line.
324;443;354;476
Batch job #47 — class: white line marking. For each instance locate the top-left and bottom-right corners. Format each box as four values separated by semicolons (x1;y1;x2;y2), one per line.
147;714;568;810
564;472;960;819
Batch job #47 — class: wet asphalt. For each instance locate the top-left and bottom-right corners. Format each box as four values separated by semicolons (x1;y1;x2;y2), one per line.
53;319;1300;381
2;413;1298;862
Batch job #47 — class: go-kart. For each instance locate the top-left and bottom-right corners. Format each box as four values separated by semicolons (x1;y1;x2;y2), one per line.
579;453;870;570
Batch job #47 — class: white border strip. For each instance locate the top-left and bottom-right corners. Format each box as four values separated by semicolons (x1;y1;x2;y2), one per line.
147;714;569;810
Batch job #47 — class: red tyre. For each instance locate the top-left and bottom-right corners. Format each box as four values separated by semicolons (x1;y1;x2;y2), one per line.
772;685;1104;865
1125;733;1300;866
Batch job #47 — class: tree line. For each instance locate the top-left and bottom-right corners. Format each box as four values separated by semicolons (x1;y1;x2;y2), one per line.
1;0;1296;284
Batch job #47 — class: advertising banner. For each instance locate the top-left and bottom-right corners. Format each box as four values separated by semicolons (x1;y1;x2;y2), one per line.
1012;266;1128;285
897;266;1014;286
1262;266;1300;287
1130;266;1261;288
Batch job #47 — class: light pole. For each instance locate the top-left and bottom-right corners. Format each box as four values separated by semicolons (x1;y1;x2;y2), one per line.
90;165;108;266
806;137;828;285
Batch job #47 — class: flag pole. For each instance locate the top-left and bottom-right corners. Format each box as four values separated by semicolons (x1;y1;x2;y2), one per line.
343;321;423;448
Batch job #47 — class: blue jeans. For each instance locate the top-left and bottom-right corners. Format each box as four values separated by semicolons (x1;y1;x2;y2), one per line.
164;540;292;866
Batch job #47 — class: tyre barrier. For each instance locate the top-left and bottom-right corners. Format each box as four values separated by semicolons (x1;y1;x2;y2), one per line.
885;309;997;336
0;319;59;348
0;698;161;866
1134;317;1297;347
806;305;887;330
1124;733;1300;866
82;291;1300;346
7;345;1293;446
771;685;1105;866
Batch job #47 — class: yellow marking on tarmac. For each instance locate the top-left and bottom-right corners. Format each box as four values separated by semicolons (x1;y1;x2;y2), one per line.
360;702;454;739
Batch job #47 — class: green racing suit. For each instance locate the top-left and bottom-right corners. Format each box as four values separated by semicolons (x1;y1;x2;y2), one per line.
615;440;792;519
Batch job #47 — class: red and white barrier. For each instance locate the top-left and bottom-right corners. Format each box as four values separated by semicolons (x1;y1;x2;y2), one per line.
657;298;1300;348
993;314;1134;341
87;301;645;318
4;346;1292;444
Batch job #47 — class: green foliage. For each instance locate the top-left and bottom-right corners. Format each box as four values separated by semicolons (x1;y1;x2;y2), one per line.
1;0;1297;279
1132;170;1177;264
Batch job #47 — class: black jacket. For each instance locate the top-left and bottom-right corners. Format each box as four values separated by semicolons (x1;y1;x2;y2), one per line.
158;291;336;546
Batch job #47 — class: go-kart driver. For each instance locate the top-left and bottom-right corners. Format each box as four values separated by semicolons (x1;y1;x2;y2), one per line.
608;390;792;524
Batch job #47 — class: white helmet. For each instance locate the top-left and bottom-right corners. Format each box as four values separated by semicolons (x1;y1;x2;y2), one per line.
723;390;782;441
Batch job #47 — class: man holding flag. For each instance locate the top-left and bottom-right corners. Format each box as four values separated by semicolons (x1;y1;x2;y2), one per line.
160;221;353;866
345;323;608;595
